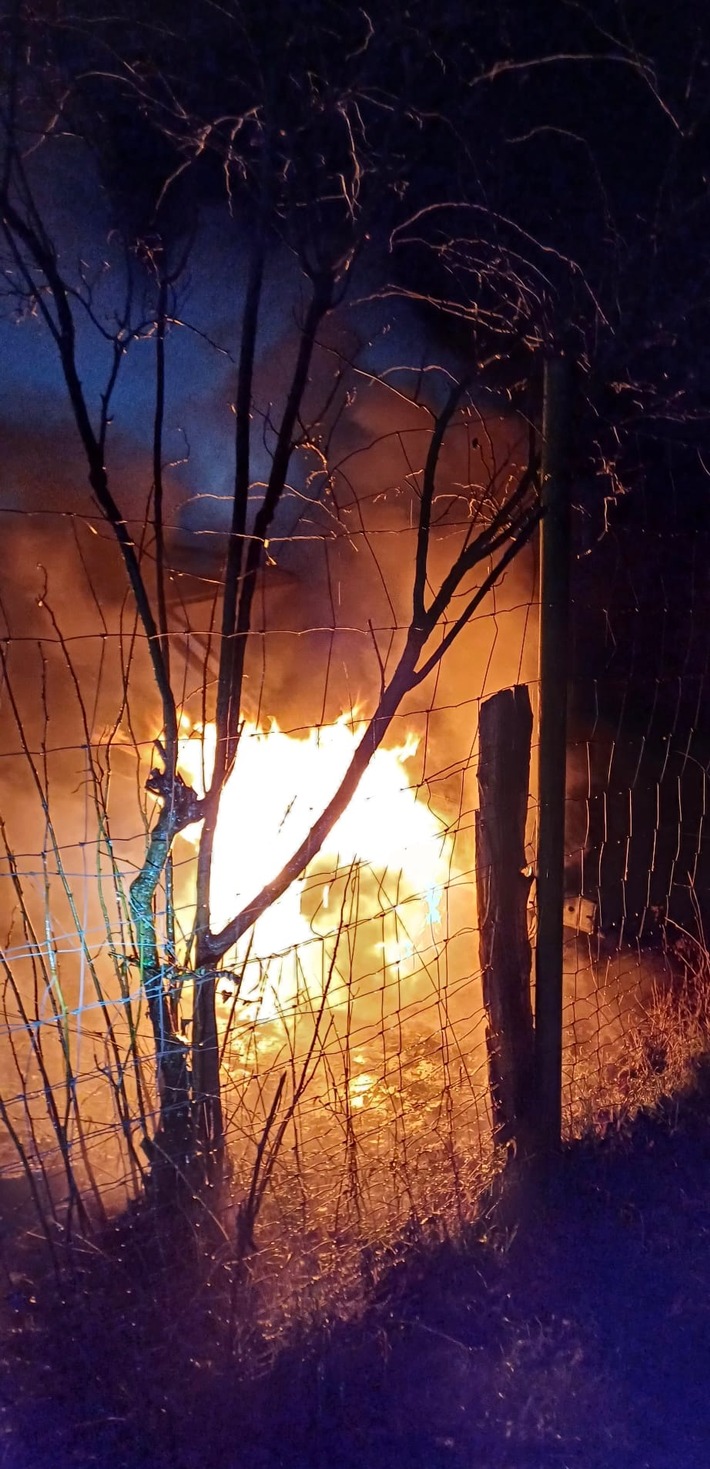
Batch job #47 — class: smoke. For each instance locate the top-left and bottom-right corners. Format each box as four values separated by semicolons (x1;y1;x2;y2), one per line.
5;147;536;739
0;134;542;1196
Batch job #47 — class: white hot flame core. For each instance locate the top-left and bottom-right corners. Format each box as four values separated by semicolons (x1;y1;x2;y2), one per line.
177;715;454;1018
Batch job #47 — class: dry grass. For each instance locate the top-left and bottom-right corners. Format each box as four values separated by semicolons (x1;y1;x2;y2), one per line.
564;931;710;1138
3;932;710;1467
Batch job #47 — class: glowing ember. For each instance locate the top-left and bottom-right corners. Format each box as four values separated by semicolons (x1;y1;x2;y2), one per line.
177;715;455;1017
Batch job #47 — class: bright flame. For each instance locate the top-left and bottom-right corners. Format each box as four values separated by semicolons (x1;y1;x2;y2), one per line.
177;714;454;1018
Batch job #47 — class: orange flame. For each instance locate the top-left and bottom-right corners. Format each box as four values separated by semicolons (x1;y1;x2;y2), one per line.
177;715;455;1018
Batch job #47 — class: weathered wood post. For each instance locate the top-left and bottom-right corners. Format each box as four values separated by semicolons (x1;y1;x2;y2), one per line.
535;354;572;1152
476;684;536;1149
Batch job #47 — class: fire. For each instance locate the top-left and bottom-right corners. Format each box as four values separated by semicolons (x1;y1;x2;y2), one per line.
176;714;455;1018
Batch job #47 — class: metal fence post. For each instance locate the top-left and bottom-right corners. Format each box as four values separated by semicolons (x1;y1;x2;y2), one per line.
535;354;572;1151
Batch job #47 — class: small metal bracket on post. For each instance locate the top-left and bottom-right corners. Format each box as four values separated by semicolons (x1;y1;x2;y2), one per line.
563;894;596;935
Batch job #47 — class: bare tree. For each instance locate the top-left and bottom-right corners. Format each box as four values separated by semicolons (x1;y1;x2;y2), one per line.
0;2;547;1204
4;0;704;1229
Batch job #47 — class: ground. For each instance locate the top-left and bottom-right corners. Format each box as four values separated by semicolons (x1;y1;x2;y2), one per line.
3;1064;710;1469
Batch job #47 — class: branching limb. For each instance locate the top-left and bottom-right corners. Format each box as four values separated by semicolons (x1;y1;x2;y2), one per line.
0;187;178;770
203;438;540;965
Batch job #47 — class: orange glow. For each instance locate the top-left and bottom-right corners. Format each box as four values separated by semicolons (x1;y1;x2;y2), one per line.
177;714;455;1018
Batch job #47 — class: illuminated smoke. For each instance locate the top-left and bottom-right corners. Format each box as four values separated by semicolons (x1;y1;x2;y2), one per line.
0;138;547;1204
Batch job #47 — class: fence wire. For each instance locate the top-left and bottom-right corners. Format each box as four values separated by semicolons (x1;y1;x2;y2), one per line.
1;482;709;1275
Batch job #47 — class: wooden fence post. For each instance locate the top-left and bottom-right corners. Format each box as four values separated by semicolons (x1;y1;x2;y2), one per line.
476;685;536;1149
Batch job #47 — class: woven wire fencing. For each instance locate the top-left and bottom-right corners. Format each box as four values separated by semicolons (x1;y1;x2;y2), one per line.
1;447;707;1273
563;455;710;1129
0;481;535;1268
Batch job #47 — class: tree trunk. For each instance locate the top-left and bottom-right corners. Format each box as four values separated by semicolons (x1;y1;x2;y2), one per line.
129;809;192;1177
192;966;224;1175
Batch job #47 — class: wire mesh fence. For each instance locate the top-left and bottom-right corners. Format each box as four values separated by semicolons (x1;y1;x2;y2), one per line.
0;496;529;1258
564;468;710;1128
0;364;708;1310
1;438;708;1280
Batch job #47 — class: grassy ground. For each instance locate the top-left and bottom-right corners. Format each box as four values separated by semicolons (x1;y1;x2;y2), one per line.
3;1051;710;1469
